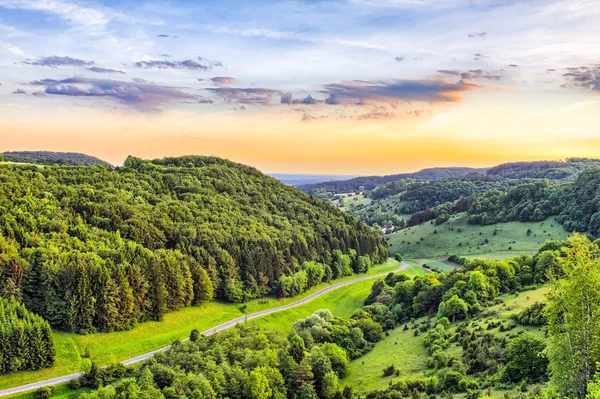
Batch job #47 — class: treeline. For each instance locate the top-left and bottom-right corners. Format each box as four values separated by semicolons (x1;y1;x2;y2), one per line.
0;156;386;333
347;177;523;228
73;305;394;399
0;297;55;374
486;158;600;181
299;167;482;194
1;151;113;167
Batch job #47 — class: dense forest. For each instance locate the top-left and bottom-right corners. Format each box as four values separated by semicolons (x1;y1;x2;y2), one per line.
1;151;113;167
346;177;526;228
0;297;55;374
299;167;483;194
65;235;600;399
467;169;600;235
0;156;386;335
486;159;600;180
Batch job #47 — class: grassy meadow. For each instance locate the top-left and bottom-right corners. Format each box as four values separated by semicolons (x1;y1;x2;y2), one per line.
343;285;550;393
385;214;569;260
0;259;412;392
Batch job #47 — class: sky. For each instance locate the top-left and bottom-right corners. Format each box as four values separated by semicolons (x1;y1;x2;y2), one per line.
1;0;600;174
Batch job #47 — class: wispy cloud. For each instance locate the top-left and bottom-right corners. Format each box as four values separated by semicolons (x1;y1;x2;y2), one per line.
206;87;283;105
87;66;125;74
563;65;600;91
23;55;94;67
210;76;235;86
29;76;196;111
321;77;481;105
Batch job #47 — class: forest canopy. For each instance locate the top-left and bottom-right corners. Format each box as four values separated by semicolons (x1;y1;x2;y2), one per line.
0;156;386;334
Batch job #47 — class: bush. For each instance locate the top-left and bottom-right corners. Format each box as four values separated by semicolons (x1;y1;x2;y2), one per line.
35;387;54;399
383;365;396;377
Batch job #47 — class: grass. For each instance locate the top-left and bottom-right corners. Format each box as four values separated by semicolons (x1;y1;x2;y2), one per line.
0;259;406;391
343;285;550;393
8;384;90;399
250;263;425;334
385;214;570;260
337;192;372;209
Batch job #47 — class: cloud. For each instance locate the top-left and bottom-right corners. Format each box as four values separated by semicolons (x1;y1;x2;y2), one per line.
437;70;461;76
210;76;236;86
134;56;224;71
293;94;322;105
206;87;282;105
508;64;518;67
29;76;196;111
460;69;502;81
563;65;600;91
87;66;125;74
320;77;481;105
356;105;396;120
159;54;170;57
468;32;487;38
156;34;169;37
12;89;27;95
134;59;208;71
280;92;292;104
300;112;327;123
395;56;405;62
23;55;94;67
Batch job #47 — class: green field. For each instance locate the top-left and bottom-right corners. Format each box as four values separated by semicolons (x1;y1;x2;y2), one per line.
385;214;570;260
336;192;372;209
0;259;412;392
343;285;550;393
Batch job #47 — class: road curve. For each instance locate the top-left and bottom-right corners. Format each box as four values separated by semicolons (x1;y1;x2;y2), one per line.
0;261;408;397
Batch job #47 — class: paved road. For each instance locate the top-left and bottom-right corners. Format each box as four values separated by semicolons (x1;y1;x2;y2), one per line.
0;261;408;397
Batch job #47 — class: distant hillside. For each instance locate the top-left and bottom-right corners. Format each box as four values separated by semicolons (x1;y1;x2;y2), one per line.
487;158;600;180
298;167;485;193
2;151;112;167
269;173;358;186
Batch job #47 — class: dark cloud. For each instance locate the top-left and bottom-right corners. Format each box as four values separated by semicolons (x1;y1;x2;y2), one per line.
210;76;236;86
437;70;461;76
320;77;481;105
134;59;208;71
156;34;169;37
280;92;292;104
293;94;322;105
32;91;46;97
468;32;487;38
132;78;148;83
508;64;518;67
87;66;125;74
29;76;196;111
207;87;282;105
12;89;27;95
563;65;600;91
395;56;405;62
23;56;94;67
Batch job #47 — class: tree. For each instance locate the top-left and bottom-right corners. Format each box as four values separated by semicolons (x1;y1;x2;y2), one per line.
503;332;548;383
437;295;468;322
546;234;600;399
246;367;272;399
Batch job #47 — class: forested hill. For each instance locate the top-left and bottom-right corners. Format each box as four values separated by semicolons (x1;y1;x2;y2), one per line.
1;151;113;167
298;167;484;194
486;158;600;180
0;155;386;334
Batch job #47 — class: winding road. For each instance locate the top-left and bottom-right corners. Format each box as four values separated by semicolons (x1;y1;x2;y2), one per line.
0;261;408;397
